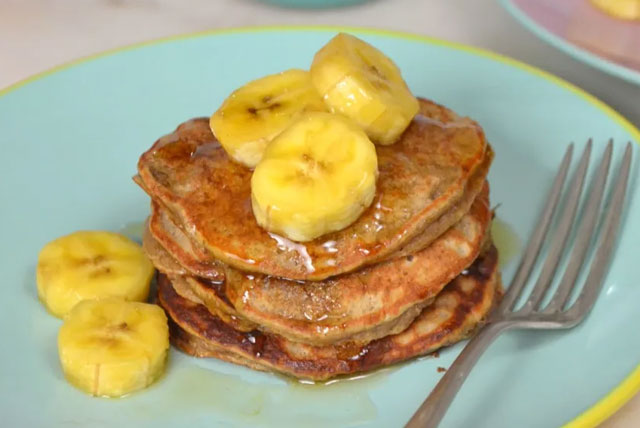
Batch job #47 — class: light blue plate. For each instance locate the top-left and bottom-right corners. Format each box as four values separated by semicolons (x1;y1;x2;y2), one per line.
0;27;639;428
501;0;640;86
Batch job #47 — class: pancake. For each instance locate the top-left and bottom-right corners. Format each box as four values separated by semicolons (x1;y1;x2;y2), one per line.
169;274;259;332
145;184;492;345
157;245;501;381
199;184;490;345
142;218;188;277
137;97;493;280
145;202;225;281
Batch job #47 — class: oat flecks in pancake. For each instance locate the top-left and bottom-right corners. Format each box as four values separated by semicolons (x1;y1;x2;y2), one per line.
137;98;492;280
157;246;500;381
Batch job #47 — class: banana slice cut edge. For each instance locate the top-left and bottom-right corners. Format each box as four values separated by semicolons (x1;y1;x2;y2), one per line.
251;112;378;242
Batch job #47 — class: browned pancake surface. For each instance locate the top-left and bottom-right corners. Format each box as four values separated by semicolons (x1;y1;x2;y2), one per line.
137;98;491;280
158;246;500;380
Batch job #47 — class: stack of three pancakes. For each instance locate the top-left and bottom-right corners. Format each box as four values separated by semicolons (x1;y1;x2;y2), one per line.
135;98;501;381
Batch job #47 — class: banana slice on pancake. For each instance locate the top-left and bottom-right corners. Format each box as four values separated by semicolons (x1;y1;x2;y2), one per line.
58;298;169;397
310;33;419;145
210;69;327;168
251;112;378;242
36;231;154;317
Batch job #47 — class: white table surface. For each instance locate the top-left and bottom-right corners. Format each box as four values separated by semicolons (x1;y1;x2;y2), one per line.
1;0;639;426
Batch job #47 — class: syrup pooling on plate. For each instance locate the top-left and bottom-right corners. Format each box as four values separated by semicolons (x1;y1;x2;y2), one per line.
155;363;378;426
491;217;521;268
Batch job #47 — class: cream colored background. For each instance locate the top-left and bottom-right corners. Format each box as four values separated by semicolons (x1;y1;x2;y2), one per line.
1;0;638;426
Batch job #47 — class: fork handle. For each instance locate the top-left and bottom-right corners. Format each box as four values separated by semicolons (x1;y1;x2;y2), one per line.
405;322;511;428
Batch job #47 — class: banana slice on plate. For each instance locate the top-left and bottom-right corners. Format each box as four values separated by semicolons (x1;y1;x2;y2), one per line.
58;298;169;397
311;33;419;145
251;112;378;242
36;231;154;318
210;69;327;168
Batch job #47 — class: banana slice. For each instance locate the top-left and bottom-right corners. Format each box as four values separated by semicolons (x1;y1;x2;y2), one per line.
590;0;640;20
58;298;169;397
210;69;327;168
36;231;155;318
310;33;419;145
251;112;378;242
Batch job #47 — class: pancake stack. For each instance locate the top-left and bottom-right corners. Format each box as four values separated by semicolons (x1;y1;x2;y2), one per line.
135;97;501;381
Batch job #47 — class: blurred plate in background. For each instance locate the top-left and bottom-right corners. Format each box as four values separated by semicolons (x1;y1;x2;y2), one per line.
502;0;640;86
258;0;370;8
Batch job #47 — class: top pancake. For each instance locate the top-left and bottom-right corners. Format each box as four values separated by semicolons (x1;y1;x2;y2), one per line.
137;97;491;280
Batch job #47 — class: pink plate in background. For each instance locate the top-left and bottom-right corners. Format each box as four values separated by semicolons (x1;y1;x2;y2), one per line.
502;0;640;85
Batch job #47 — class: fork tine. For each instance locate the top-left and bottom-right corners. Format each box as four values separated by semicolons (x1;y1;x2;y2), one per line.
567;142;633;321
498;144;574;313
543;140;613;313
518;140;593;313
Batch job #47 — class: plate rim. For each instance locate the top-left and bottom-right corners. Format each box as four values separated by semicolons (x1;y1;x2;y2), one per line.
501;0;640;87
1;25;639;428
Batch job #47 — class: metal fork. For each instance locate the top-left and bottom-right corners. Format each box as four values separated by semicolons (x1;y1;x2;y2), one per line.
406;140;634;428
